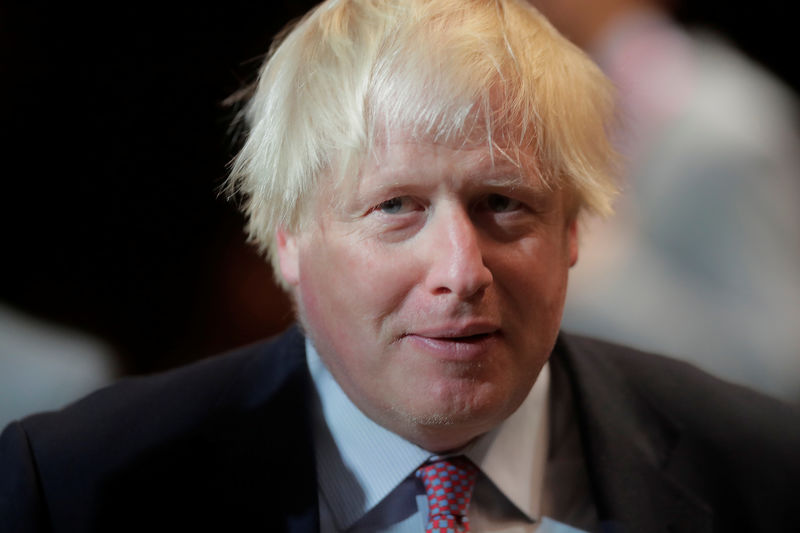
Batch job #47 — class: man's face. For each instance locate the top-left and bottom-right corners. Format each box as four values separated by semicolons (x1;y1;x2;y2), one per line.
278;138;578;452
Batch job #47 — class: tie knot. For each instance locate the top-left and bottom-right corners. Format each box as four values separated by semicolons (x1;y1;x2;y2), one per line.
416;456;478;533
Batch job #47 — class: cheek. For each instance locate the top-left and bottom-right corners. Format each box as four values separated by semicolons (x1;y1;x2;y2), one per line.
497;235;572;314
506;233;570;279
294;239;348;337
297;236;418;330
341;241;423;310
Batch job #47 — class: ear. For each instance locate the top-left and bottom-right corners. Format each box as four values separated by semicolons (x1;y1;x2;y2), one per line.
567;217;579;268
276;227;301;287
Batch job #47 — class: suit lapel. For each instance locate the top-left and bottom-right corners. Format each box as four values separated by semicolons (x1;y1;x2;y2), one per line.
205;326;320;532
554;334;712;533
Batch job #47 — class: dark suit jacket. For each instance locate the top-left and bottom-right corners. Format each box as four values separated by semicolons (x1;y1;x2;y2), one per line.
1;326;798;532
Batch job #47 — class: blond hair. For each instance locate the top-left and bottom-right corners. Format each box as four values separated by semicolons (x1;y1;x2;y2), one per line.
227;0;617;286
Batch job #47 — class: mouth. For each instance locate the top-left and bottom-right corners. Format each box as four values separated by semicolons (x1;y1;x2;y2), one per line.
401;324;501;360
426;332;494;343
408;322;500;339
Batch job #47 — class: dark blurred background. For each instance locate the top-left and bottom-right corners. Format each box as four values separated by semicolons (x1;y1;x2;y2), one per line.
0;0;797;377
0;1;321;376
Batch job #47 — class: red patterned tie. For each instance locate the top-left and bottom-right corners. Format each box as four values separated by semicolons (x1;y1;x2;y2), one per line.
416;456;478;533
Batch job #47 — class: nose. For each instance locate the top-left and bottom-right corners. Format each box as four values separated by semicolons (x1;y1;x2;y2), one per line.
423;204;493;299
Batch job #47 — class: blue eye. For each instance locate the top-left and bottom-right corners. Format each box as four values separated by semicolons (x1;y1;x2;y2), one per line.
486;194;521;213
378;197;409;214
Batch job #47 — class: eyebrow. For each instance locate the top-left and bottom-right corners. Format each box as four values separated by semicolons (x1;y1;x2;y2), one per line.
354;149;547;199
474;161;553;194
480;173;535;190
358;174;551;208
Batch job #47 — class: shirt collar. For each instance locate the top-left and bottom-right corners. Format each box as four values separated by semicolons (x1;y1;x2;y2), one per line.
306;338;550;529
307;340;431;530
465;361;550;522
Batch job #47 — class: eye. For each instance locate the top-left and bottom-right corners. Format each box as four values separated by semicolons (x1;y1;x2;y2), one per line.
375;196;417;215
485;194;522;213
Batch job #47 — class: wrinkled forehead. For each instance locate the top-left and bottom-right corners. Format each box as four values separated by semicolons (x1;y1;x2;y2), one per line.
373;132;538;180
344;122;545;192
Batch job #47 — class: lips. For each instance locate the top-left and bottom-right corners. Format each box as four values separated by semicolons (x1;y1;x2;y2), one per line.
409;322;500;340
440;332;492;342
401;322;501;360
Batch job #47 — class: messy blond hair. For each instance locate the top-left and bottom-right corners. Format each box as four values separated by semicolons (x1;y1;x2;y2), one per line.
227;0;617;286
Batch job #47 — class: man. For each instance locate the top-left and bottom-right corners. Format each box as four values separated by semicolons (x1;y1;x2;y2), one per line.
1;1;798;532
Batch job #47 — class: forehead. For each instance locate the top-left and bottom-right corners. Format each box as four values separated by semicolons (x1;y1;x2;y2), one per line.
353;135;543;194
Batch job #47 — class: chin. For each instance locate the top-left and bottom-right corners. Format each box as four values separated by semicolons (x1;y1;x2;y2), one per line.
390;405;504;452
393;387;515;436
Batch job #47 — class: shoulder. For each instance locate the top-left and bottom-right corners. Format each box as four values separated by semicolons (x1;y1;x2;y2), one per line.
555;332;800;527
19;324;307;444
559;332;797;406
0;326;315;531
554;333;800;530
557;332;800;437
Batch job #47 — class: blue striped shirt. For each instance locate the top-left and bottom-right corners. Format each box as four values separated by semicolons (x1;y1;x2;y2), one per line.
306;339;589;532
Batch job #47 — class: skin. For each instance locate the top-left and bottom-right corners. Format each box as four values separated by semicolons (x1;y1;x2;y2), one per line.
277;138;578;452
